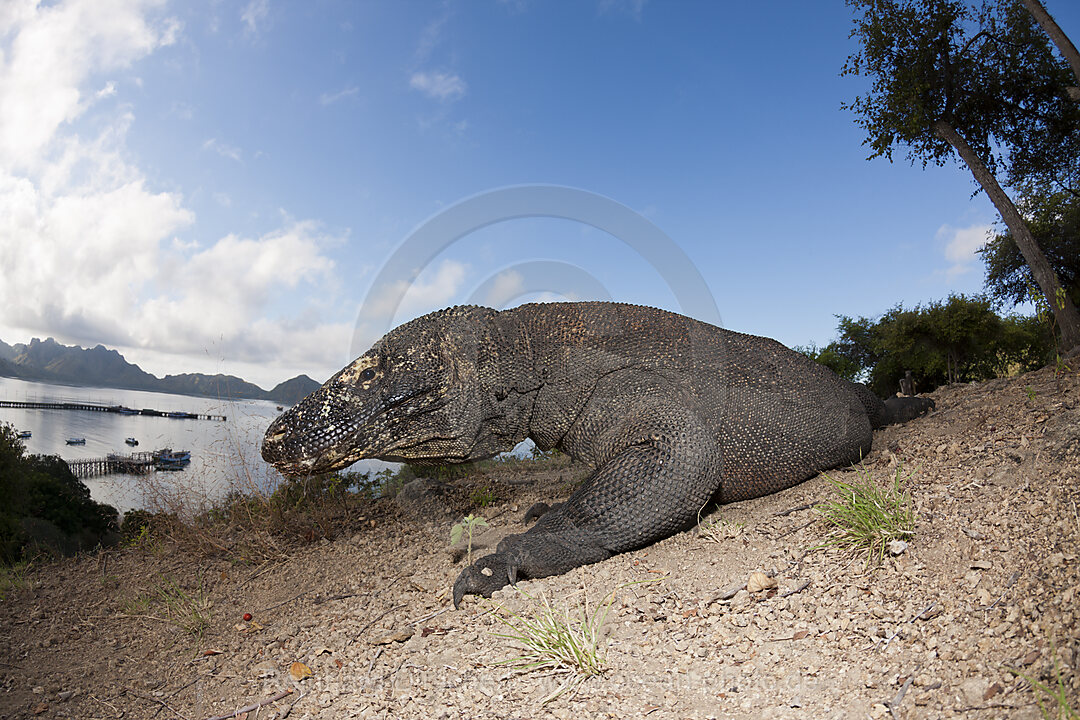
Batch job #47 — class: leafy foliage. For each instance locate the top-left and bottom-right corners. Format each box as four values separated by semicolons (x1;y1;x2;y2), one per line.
794;342;864;382
806;294;1052;396
0;424;118;562
844;0;1080;351
843;0;1079;178
981;187;1080;309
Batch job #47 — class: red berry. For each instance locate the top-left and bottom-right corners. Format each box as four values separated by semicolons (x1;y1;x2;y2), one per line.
243;613;253;622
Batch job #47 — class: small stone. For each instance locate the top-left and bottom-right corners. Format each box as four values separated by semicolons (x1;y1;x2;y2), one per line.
32;686;44;695
887;540;908;556
960;678;989;705
372;627;415;645
747;572;777;593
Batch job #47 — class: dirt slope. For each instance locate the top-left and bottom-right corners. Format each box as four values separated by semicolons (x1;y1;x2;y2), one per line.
1;365;1077;720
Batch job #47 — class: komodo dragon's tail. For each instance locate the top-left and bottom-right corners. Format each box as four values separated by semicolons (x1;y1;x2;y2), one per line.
882;395;936;425
849;381;935;428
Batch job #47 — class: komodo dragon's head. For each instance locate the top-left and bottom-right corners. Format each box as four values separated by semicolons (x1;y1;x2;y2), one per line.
262;306;498;476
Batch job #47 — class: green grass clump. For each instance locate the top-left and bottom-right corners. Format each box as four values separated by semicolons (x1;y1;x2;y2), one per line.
815;466;915;567
1007;646;1079;720
490;589;615;703
696;506;744;543
124;573;212;637
470;485;497;507
0;561;31;600
153;573;212;637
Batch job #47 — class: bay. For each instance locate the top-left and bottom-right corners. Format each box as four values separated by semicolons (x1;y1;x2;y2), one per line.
0;376;393;516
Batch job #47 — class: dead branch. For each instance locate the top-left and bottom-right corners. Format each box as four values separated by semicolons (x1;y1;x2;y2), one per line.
203;688;294;720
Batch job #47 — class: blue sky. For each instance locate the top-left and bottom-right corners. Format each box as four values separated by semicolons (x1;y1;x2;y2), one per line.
2;0;1077;389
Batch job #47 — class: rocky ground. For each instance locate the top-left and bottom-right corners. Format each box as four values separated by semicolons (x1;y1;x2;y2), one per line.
0;365;1077;720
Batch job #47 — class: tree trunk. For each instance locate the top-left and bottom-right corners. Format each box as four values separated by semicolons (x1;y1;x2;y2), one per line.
1020;0;1080;101
933;119;1080;352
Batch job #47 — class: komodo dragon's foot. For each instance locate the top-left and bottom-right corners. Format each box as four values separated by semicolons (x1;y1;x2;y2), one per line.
452;531;611;608
452;553;514;607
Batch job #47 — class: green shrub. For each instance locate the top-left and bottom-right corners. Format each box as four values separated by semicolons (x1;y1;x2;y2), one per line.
813;294;1053;396
0;424;119;563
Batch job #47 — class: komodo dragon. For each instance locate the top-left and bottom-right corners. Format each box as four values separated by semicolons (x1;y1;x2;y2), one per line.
261;302;933;606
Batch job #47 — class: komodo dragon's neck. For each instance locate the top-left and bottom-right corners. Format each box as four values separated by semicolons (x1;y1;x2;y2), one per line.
479;304;629;456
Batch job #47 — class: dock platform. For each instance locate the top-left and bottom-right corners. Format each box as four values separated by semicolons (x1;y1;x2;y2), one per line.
67;452;156;479
0;400;225;421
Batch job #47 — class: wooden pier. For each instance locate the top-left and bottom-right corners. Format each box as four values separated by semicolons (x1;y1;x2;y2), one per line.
67;453;156;479
0;400;225;421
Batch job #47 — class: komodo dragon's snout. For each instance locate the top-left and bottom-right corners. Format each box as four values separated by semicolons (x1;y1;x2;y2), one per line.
262;301;934;608
261;305;497;476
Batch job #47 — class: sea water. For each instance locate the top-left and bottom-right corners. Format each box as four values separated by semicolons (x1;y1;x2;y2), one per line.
0;376;392;515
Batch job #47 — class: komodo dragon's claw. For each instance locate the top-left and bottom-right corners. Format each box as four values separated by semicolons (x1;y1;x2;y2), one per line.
452;553;515;608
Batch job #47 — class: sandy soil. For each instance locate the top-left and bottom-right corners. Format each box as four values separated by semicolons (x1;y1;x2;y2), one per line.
0;365;1077;720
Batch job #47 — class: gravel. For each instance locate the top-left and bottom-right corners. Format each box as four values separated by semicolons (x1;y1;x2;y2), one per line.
0;365;1077;719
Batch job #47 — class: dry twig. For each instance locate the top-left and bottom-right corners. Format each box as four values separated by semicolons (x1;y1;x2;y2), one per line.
203;688;294;720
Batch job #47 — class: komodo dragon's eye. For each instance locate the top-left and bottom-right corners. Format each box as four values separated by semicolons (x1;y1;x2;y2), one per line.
360;368;376;382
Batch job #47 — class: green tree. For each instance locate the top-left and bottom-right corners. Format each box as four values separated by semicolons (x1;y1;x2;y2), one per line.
844;0;1080;351
0;424;118;561
796;342;864;382
980;187;1080;308
817;295;1051;396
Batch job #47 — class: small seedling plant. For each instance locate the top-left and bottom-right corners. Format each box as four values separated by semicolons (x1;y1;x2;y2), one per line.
450;514;488;565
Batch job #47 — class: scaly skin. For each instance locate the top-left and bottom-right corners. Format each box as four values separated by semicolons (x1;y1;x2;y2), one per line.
261;302;932;606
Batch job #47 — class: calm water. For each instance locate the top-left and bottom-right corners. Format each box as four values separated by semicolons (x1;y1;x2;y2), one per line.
0;377;388;515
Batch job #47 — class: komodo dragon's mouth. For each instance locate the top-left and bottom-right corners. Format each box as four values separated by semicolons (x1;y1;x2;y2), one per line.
261;381;445;476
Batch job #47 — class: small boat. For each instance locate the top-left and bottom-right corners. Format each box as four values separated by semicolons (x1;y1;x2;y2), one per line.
153;448;191;469
276;406;284;411
66;437;86;445
16;430;31;439
125;437;139;446
110;405;139;415
166;411;197;419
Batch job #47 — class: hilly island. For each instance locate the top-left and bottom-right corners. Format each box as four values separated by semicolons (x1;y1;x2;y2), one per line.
0;337;322;406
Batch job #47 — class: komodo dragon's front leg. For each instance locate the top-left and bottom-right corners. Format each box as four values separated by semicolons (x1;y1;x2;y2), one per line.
453;400;722;606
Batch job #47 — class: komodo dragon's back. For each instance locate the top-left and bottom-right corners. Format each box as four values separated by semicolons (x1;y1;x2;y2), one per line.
262;301;932;606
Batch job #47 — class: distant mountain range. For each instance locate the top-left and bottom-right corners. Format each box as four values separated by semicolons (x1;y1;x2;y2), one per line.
0;337;323;406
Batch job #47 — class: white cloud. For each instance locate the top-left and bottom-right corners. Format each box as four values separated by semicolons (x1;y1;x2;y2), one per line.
598;0;647;21
241;0;269;36
139;221;339;353
319;85;360;106
937;223;992;278
364;259;469;325
202;137;243;162
410;71;467;101
415;10;450;64
0;0;177;171
484;270;524;307
0;0;356;387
